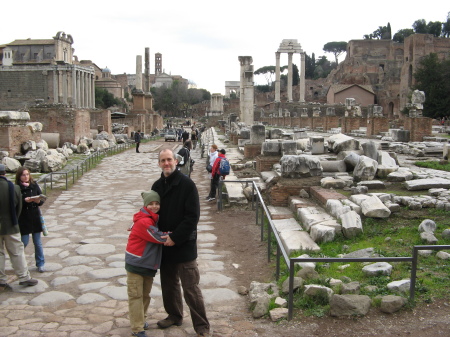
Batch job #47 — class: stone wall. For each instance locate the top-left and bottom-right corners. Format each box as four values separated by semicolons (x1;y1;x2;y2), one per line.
269;177;322;206
28;106;91;146
309;186;347;206
259;116;339;132
341;117;367;134
0;70;50;110
90;110;112;133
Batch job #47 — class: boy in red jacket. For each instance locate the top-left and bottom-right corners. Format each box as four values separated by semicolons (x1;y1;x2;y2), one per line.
126;190;167;337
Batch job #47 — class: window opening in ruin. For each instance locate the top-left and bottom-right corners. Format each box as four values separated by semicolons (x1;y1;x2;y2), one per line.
314;91;319;98
408;65;413;88
310;87;313;90
34;53;38;60
379;64;384;71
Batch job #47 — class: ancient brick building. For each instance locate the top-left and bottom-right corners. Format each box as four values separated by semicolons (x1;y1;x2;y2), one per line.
0;32;96;110
327;34;450;118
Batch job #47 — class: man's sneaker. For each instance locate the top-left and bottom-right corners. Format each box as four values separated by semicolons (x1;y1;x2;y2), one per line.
38;266;46;273
197;329;213;337
157;317;183;329
207;197;215;202
205;196;211;200
143;322;149;330
19;278;38;286
131;331;146;337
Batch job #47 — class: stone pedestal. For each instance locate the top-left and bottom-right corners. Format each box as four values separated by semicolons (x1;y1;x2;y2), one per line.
255;155;281;173
403;117;432;142
250;124;266;144
310;137;325;154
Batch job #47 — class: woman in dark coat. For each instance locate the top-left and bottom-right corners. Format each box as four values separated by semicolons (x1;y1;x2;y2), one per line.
15;167;46;272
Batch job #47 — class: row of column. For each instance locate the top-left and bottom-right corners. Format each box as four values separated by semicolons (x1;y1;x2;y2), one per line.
52;66;95;108
274;52;305;103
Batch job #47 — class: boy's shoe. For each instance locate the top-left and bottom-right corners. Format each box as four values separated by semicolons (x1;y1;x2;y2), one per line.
157;317;183;329
0;282;12;291
38;266;46;273
143;322;149;330
131;331;146;337
19;278;38;286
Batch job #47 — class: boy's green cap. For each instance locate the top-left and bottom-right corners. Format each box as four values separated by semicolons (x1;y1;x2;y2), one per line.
141;190;160;207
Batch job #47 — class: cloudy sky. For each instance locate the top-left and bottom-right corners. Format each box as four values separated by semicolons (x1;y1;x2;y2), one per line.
2;1;448;94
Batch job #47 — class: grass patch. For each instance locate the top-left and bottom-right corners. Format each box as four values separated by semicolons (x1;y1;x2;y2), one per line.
415;161;450;172
261;204;450;317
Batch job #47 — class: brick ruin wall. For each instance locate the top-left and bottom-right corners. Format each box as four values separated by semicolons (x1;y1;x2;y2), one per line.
90;110;112;133
28;106;91;146
0;125;40;157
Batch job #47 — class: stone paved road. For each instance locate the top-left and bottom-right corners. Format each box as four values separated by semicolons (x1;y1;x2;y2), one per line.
0;140;274;337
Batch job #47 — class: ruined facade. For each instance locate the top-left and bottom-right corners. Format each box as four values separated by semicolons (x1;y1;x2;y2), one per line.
327;34;450;118
0;32;95;110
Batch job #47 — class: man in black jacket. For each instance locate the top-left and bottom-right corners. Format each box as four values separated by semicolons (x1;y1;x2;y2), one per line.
134;130;141;153
152;149;210;337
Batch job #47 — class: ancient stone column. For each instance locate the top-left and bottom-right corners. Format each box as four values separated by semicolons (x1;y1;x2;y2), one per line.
287;52;293;102
275;52;281;102
80;72;85;108
58;70;63;103
53;70;58;104
136;55;143;91
71;68;77;106
299;52;306;102
238;56;254;126
144;47;150;92
76;71;81;108
210;94;223;114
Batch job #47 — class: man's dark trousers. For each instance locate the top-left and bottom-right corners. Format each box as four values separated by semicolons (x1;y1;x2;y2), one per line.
160;259;209;334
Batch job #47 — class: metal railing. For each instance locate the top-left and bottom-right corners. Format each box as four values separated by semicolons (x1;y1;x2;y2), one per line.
217;179;450;320
37;142;131;193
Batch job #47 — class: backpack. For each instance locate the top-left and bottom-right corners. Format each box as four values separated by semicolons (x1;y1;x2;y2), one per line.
218;157;230;176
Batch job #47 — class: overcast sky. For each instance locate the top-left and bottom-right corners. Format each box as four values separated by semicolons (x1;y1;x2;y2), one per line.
2;1;448;94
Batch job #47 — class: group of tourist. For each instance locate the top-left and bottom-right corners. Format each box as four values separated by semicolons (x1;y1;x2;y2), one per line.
125;134;229;336
0;165;46;290
1;129;219;337
126;148;211;337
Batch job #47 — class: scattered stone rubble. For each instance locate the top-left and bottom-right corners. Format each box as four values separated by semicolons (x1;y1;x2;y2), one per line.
1;131;132;173
223;123;450;320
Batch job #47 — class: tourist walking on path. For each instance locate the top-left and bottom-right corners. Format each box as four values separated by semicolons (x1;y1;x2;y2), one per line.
206;144;219;201
0;164;38;288
134;130;141;153
126;190;167;337
177;140;193;177
207;149;226;202
182;129;190;144
152;149;211;337
191;128;198;150
15;167;46;273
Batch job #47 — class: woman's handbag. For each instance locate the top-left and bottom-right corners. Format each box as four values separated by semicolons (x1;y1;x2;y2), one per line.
206;164;212;173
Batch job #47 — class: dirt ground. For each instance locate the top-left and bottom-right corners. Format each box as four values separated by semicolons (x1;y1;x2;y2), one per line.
213;206;450;337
